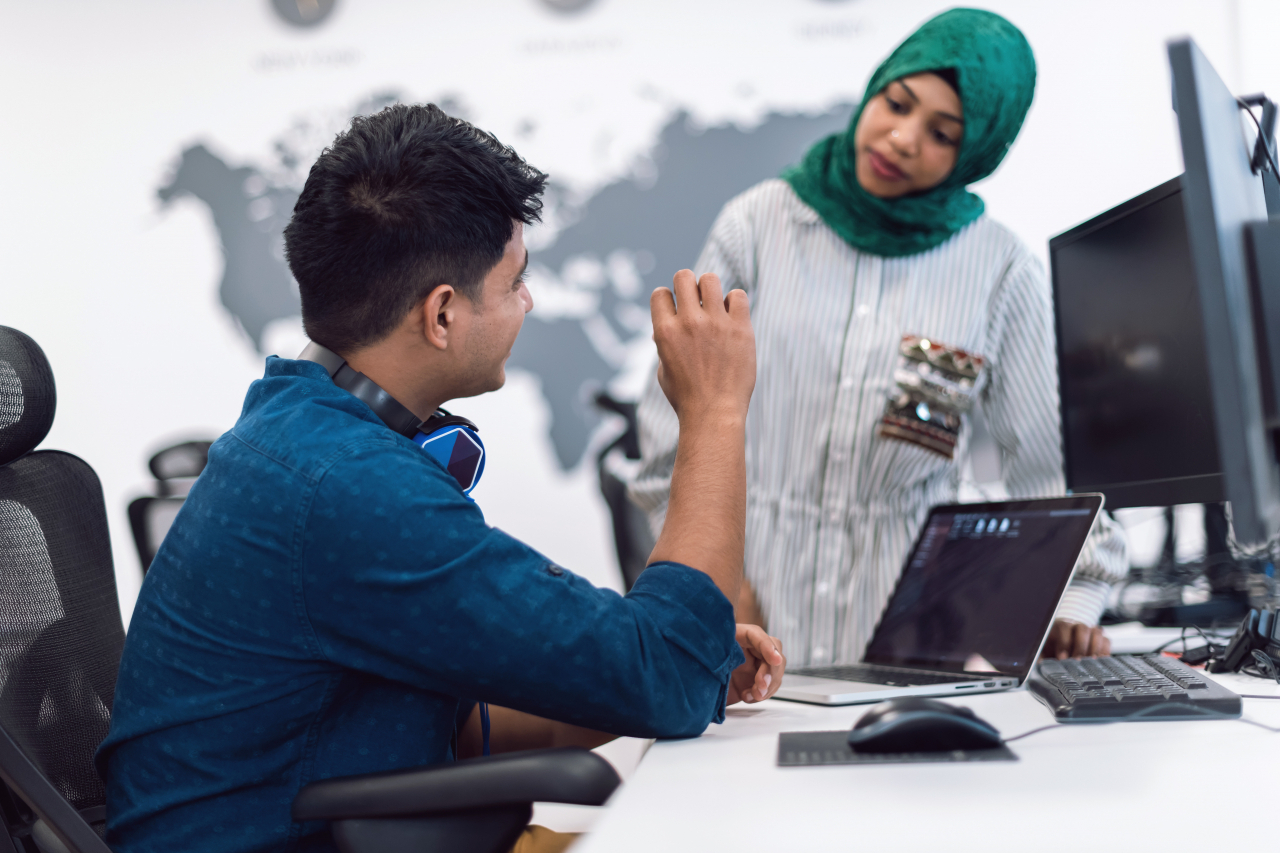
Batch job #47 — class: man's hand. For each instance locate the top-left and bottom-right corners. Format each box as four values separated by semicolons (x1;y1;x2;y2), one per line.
645;270;757;606
650;270;756;424
1041;619;1110;659
727;624;785;705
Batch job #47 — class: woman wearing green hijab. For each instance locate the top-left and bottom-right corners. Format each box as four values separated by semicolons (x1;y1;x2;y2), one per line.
631;8;1127;673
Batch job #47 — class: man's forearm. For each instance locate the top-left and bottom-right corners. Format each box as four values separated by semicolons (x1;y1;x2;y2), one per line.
456;705;616;759
646;411;746;607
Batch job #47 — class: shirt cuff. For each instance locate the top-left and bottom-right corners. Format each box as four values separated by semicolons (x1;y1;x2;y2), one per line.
626;562;744;725
1054;576;1111;626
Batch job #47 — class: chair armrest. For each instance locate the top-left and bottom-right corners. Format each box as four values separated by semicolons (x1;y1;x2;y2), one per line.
292;747;621;822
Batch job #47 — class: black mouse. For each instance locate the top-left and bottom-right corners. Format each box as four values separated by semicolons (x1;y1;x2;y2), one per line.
847;697;1003;753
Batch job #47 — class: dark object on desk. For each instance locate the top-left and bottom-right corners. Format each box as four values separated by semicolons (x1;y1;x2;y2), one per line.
127;440;212;573
774;495;1100;706
778;730;1016;767
0;325;122;852
1029;654;1242;721
1179;644;1222;666
1207;607;1280;673
293;747;619;853
847;698;1003;753
1248;649;1280;682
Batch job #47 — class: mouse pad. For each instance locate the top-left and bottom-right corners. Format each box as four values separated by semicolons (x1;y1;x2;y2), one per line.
777;731;1018;766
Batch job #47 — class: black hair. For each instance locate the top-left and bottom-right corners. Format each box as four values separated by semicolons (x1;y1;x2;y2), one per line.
284;103;547;355
931;67;960;97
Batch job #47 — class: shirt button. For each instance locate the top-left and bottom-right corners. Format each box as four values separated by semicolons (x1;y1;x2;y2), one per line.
831;450;848;462
828;510;841;523
839;377;855;390
816;582;830;595
856;304;870;316
544;563;564;577
812;647;827;660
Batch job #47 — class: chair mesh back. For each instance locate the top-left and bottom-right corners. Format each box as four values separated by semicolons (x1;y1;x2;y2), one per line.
0;450;124;811
0;327;55;467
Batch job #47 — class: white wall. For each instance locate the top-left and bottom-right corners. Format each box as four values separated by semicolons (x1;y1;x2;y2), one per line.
0;0;1256;624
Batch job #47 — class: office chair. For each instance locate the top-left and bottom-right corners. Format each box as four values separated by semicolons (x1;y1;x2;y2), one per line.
125;440;211;573
293;747;620;853
0;326;620;852
0;326;120;853
593;392;654;592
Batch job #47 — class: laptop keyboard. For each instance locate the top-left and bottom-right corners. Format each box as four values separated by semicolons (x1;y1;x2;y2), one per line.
791;663;981;687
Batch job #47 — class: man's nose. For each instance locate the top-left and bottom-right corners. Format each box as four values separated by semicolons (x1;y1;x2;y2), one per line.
521;282;534;313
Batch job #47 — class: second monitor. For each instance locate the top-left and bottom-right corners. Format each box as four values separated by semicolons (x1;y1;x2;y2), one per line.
1051;175;1223;509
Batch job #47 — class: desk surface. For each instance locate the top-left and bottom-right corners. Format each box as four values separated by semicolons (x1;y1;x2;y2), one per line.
574;666;1280;852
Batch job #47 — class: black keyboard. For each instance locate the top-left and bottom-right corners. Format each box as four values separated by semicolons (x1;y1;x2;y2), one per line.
792;663;985;687
1029;654;1241;721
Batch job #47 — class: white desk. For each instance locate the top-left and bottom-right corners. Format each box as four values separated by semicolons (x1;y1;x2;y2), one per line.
574;664;1280;852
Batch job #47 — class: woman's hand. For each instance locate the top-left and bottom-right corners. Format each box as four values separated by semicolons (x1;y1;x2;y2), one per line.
727;624;785;704
1041;619;1110;659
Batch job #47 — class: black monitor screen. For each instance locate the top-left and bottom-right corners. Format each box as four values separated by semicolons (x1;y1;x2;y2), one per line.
863;497;1101;680
1050;177;1223;508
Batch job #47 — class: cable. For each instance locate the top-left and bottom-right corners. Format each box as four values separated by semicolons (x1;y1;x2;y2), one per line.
1002;724;1065;743
1239;694;1280;699
1152;625;1229;657
1151;632;1187;655
1237;98;1280;180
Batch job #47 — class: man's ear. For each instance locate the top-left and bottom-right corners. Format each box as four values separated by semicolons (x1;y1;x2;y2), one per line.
421;284;457;351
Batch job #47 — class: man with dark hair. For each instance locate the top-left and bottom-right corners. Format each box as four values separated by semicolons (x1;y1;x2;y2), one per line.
96;103;779;853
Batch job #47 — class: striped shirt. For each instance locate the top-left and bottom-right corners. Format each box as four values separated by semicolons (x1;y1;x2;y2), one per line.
628;179;1127;667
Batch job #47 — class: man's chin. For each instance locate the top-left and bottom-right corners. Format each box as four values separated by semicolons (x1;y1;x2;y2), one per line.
457;370;507;399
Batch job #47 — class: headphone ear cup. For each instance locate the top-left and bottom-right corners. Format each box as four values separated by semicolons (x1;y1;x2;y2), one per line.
413;425;485;495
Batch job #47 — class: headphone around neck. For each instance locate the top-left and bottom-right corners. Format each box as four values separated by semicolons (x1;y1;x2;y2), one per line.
297;342;486;496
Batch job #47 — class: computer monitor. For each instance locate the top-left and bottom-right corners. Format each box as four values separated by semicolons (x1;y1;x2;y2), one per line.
1048;39;1280;624
1050;177;1224;509
1169;38;1280;546
1054;39;1280;544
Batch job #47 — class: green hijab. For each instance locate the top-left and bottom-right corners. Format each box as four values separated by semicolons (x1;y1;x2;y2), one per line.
783;8;1037;258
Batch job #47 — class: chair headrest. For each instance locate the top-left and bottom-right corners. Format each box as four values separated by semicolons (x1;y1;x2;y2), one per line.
0;327;56;466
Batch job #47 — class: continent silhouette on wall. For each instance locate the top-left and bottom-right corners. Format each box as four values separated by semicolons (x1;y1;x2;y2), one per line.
158;145;302;353
519;105;854;469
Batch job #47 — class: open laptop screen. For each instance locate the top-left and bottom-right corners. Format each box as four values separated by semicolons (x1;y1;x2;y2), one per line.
862;495;1103;681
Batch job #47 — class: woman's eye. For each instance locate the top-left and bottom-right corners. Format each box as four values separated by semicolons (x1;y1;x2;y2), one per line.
932;129;956;147
885;96;908;115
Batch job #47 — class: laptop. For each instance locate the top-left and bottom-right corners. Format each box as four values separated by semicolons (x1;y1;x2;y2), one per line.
774;494;1104;706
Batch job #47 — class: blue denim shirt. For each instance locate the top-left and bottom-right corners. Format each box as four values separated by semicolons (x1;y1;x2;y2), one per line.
96;357;742;852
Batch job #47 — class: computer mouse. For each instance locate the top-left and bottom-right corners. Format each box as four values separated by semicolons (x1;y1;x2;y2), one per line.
847;697;1003;753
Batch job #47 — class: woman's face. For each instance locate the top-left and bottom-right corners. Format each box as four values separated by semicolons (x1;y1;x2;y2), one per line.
853;73;964;199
